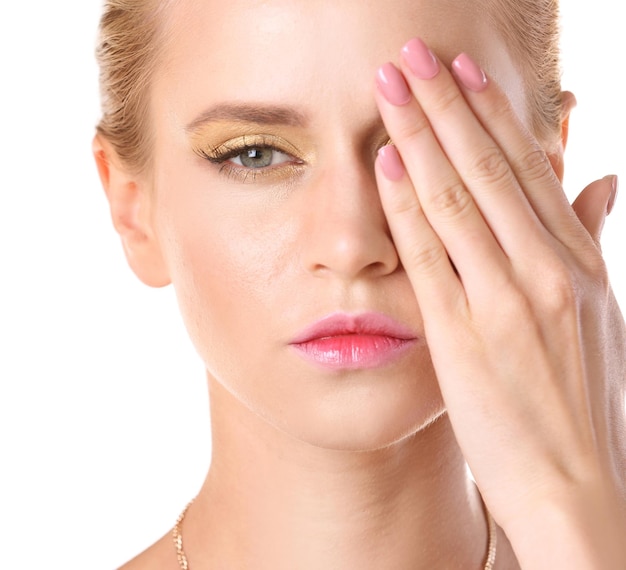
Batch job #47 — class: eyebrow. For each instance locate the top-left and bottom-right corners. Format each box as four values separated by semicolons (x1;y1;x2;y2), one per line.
186;103;309;132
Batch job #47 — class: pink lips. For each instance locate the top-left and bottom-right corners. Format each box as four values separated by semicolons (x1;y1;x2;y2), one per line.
289;312;419;370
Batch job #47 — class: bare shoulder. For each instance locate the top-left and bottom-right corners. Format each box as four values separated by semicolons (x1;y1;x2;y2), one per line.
117;532;178;570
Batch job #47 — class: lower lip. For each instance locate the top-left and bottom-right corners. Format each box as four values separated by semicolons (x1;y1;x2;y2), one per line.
290;334;416;370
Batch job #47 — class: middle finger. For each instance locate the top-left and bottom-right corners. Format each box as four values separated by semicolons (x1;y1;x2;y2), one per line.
377;39;552;264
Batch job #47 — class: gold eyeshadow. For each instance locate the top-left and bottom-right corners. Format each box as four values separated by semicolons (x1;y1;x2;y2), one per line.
189;124;310;184
187;121;393;185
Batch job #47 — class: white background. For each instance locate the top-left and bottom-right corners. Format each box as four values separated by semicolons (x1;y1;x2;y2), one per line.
0;3;624;568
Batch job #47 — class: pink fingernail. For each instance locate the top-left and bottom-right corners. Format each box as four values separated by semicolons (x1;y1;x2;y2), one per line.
401;37;440;80
452;53;488;92
606;174;619;215
376;63;412;106
378;145;405;181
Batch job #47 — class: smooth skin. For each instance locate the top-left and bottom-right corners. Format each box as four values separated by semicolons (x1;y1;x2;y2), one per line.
375;43;626;568
92;1;625;568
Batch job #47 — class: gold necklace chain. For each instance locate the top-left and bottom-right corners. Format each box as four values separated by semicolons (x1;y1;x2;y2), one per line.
173;499;194;570
173;497;497;570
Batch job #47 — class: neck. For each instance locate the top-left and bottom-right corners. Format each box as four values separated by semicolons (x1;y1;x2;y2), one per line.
183;376;490;569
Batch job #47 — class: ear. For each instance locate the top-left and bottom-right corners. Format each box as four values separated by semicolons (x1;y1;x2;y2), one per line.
547;90;577;182
92;134;171;287
550;92;618;245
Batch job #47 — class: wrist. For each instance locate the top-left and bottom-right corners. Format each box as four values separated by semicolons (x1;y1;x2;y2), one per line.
502;480;626;570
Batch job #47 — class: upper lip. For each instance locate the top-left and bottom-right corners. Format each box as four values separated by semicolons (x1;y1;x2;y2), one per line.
290;312;418;344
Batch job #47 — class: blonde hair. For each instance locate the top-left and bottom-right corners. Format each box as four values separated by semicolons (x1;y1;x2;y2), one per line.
482;0;563;151
95;0;563;173
95;0;176;173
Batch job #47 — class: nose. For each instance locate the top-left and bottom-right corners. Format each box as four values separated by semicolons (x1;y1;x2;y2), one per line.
301;160;399;281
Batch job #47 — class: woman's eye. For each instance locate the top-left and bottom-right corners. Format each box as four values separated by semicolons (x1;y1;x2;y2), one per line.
194;137;304;183
231;147;291;169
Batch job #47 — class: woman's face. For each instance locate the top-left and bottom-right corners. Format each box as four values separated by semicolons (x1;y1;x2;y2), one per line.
145;0;528;450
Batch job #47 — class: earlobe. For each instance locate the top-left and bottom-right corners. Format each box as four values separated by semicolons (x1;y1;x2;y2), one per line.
92;134;171;288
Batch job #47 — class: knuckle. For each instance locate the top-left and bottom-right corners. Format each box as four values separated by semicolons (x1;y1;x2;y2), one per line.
386;189;422;218
541;265;579;314
476;284;533;332
405;240;446;275
518;145;554;182
394;114;431;143
468;147;511;186
428;180;474;219
489;98;517;127
502;289;535;323
429;85;464;115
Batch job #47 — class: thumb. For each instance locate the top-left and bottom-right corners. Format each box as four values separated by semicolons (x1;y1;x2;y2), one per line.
571;174;618;245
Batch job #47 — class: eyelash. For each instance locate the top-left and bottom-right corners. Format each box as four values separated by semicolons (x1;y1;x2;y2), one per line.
195;134;304;183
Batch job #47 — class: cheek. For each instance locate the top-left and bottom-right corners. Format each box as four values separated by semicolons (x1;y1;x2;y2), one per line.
154;175;299;377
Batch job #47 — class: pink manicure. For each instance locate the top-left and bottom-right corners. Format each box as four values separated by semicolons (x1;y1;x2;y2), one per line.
402;38;439;80
376;63;412;106
378;145;405;181
452;53;488;92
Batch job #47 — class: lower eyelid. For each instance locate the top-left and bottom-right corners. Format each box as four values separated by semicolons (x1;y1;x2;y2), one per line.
218;161;305;184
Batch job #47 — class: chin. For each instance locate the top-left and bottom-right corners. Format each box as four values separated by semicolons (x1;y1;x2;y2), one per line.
264;369;446;452
207;345;444;452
